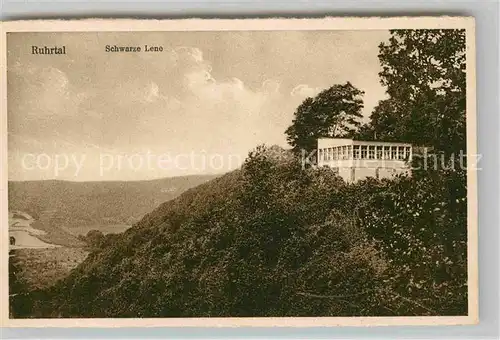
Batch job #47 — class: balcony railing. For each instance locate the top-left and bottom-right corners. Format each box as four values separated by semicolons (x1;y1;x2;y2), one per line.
318;145;412;162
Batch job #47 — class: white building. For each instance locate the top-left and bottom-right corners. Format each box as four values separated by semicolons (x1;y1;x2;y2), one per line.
317;138;412;182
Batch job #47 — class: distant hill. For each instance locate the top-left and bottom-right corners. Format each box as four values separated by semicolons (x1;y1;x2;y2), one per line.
8;175;219;230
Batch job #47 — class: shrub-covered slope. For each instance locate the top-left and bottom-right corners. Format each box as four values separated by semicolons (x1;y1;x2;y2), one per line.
15;146;467;318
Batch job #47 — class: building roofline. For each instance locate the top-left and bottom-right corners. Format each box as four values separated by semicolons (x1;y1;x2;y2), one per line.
318;137;412;146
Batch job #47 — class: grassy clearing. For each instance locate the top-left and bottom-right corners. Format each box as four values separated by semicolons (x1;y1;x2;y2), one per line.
63;224;131;237
10;247;89;292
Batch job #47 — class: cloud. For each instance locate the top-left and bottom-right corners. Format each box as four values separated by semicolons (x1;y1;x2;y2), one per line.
9;65;85;118
290;84;321;98
261;79;281;94
144;82;160;102
143;81;175;105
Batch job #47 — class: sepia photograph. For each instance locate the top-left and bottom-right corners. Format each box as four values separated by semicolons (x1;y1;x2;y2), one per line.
1;17;477;327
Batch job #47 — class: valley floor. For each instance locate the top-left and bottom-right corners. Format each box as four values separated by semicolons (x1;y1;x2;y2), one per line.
9;247;90;293
8;211;90;303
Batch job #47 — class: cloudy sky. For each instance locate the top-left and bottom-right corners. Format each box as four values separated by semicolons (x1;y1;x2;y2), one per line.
8;30;390;181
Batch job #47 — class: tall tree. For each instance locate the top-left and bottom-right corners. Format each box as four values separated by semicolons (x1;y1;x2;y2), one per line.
285;82;364;154
368;29;466;154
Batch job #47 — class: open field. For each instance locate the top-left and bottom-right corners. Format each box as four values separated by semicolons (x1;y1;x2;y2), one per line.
9;247;89;292
33;215;86;248
62;224;131;237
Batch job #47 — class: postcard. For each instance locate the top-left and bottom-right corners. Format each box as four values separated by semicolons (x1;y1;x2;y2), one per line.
0;17;477;327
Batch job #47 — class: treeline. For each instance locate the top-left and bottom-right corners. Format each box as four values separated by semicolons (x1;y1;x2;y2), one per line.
286;29;466;157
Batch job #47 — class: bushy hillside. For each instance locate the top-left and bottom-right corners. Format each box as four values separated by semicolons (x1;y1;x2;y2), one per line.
13;146;467;318
8;175;218;227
